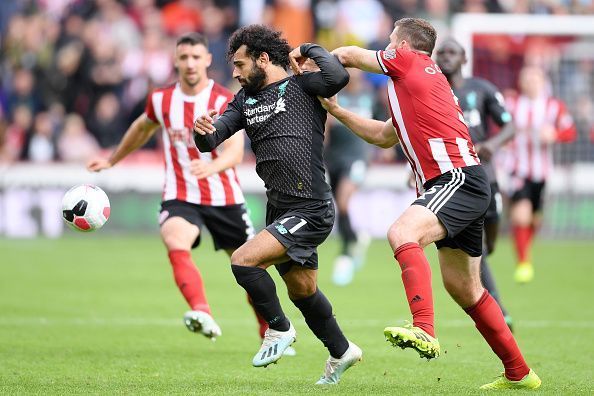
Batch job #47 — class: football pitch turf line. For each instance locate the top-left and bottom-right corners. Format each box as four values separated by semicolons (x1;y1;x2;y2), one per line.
2;317;594;328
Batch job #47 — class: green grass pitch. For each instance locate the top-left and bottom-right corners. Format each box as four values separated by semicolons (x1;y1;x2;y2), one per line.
1;235;592;394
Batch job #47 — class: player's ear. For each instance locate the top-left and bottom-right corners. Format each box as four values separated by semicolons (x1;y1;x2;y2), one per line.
257;52;270;68
205;52;212;68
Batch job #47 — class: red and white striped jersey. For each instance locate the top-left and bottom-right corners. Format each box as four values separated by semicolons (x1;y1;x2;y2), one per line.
145;80;245;206
376;48;480;195
505;94;576;182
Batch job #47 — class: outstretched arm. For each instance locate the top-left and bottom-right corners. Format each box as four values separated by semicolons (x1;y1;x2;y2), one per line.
87;113;160;171
331;46;384;74
318;96;399;148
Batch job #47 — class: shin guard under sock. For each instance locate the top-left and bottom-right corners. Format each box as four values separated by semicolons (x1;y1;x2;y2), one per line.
292;289;349;358
465;290;529;381
231;265;289;331
168;250;210;314
394;242;435;337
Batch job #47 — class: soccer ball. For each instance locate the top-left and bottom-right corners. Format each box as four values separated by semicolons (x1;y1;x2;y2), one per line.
61;184;110;232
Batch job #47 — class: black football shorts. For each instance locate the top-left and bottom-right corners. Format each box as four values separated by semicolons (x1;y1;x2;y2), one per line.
510;179;546;213
265;198;335;276
159;200;254;250
413;166;491;257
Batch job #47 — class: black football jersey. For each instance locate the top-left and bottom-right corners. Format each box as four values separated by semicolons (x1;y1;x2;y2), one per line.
454;77;511;182
195;44;349;206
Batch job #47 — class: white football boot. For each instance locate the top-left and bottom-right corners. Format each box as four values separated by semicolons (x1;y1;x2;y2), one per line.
351;232;371;270
332;255;355;286
315;341;363;385
183;310;222;341
282;346;297;356
252;321;296;367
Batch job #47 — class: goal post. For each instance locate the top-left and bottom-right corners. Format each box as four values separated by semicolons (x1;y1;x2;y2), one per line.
451;13;594;238
451;13;594;77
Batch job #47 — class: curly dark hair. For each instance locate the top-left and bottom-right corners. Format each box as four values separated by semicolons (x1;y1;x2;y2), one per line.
227;25;291;68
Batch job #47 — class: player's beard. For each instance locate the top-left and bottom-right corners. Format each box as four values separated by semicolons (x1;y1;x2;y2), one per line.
239;65;266;95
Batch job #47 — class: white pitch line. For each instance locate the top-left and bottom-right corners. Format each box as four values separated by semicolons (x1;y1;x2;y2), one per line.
0;317;593;328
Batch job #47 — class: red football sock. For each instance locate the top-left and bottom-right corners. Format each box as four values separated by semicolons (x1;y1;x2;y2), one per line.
512;225;532;263
394;242;435;337
248;294;268;338
168;250;211;314
465;290;530;381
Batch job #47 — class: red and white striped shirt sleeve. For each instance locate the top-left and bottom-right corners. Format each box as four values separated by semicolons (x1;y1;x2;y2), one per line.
376;48;414;77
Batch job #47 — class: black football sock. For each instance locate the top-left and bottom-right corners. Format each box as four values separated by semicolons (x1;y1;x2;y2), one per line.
338;212;357;255
479;252;508;317
292;289;349;358
231;265;290;331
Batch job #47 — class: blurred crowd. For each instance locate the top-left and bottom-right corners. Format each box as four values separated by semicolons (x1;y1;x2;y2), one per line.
1;0;594;165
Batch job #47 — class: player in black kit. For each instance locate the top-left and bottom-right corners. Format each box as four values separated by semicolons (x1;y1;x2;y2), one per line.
436;38;515;329
193;25;362;385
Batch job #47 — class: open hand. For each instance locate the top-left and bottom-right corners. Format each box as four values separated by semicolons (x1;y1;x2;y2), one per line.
87;158;112;172
190;159;215;179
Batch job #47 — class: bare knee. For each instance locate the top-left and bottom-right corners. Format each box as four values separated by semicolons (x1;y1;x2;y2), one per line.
230;246;252;267
160;218;198;251
511;200;533;226
387;206;445;251
161;230;194;251
387;221;418;250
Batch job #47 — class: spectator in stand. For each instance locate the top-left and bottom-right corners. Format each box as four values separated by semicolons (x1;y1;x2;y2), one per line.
269;0;314;47
87;37;124;100
336;0;386;46
202;5;234;86
23;111;57;163
505;65;576;283
57;114;100;163
7;68;42;116
94;0;142;51
44;42;88;114
87;92;127;148
1;105;32;163
161;0;203;36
